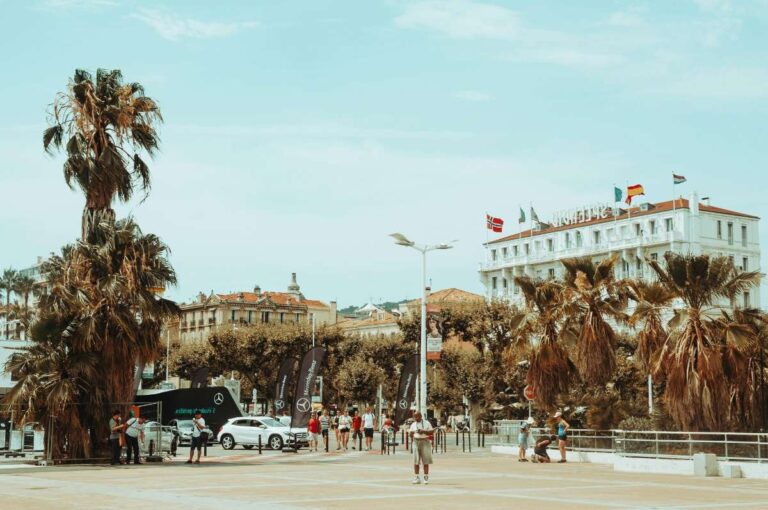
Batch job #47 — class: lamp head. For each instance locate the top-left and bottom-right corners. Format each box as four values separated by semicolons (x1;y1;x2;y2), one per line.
389;233;414;247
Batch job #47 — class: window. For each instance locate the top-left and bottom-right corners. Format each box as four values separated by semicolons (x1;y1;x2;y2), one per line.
534;240;541;252
280;312;285;323
502;247;508;258
547;238;554;252
741;225;747;247
649;220;656;234
565;233;571;248
607;228;614;240
651;253;658;261
727;222;733;245
548;268;555;279
634;223;641;236
636;258;642;271
665;218;673;232
491;249;497;261
622;260;630;273
248;311;253;323
261;311;270;323
502;278;508;289
231;310;236;322
524;243;530;255
492;277;497;290
593;230;601;245
295;313;301;323
742;257;748;271
513;245;519;256
576;231;583;248
744;292;750;308
717;220;722;239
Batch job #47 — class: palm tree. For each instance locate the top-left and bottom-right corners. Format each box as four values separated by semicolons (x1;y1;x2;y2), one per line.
560;256;626;385
513;276;576;408
13;275;37;340
648;252;760;430
1;268;19;339
43;69;162;242
626;280;677;371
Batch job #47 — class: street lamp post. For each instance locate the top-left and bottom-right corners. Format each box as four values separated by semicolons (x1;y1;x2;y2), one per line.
390;233;455;416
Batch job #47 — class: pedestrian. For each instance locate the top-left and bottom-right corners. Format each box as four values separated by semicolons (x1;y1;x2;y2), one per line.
362;406;376;451
409;411;434;484
332;411;341;450
518;417;534;462
554;411;570;463
351;410;362;450
338;409;351;451
531;435;556;463
124;414;146;465
319;409;331;451
108;410;123;466
308;411;320;452
187;409;206;464
279;410;292;427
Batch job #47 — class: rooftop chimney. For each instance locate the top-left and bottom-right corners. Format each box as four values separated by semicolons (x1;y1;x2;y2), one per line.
254;285;261;296
701;196;711;206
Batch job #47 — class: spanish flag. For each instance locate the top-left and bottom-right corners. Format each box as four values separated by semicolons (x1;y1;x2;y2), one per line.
626;184;645;205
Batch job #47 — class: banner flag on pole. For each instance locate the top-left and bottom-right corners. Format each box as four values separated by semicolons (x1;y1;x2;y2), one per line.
394;354;420;428
614;186;623;203
673;173;687;185
625;184;645;205
274;357;298;416
518;207;526;224
486;214;504;233
290;346;326;430
530;207;540;224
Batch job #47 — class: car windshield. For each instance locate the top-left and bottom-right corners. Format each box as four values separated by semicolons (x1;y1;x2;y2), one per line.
259;418;284;428
176;420;193;429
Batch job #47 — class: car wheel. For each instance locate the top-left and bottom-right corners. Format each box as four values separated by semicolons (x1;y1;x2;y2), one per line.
243;445;254;450
220;434;236;450
269;435;284;450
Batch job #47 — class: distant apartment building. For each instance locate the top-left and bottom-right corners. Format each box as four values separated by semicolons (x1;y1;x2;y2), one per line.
174;273;337;343
0;256;47;341
479;193;761;309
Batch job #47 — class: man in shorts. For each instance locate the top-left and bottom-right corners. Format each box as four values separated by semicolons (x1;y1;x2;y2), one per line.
409;411;434;484
308;411;320;452
351;410;362;450
319;410;331;451
187;409;206;464
362;406;376;451
531;435;556;463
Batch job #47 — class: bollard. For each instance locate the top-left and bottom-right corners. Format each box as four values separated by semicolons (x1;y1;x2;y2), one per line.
456;430;459;446
358;433;363;452
258;435;262;455
469;431;472;453
381;431;385;455
482;431;485;448
477;428;481;448
462;431;465;452
204;439;208;457
405;431;410;451
325;432;329;453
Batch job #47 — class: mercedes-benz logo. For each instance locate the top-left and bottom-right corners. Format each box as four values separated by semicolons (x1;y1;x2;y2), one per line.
213;392;224;405
296;398;311;413
399;399;408;410
275;399;285;410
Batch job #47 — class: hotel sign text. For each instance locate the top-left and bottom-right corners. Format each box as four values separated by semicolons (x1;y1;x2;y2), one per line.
551;203;611;227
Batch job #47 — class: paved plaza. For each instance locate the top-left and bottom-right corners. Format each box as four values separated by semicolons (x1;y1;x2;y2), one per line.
2;447;768;510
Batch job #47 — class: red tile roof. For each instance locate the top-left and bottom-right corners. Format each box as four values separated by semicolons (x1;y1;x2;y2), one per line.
407;288;485;307
488;199;758;245
216;291;328;309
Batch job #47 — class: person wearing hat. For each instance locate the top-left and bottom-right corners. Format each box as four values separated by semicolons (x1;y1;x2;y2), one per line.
554;411;570;463
518;417;534;462
108;410;123;465
187;410;206;464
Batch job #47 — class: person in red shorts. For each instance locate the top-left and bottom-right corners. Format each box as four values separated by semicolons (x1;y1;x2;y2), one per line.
308;412;320;452
351;410;362;450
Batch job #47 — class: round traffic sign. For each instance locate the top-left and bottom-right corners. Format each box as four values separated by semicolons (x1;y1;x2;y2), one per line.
523;385;535;401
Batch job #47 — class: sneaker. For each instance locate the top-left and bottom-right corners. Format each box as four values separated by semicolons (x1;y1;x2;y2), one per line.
521;459;529;462
558;459;567;463
185;460;192;464
424;476;429;485
412;476;421;484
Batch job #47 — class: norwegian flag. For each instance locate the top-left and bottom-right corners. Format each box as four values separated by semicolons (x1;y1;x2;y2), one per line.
486;214;504;233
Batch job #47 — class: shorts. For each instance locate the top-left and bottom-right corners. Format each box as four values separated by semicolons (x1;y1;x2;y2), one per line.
517;433;528;448
352;429;362;439
534;450;549;460
413;439;433;465
339;427;350;433
558;434;567;442
310;432;318;441
364;428;374;438
321;429;329;438
190;436;203;451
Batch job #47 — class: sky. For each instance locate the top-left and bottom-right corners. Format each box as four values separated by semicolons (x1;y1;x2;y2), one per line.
1;0;767;308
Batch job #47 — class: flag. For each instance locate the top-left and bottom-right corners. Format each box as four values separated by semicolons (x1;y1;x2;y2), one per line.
614;186;623;203
518;207;526;224
274;357;298;415
290;346;326;430
486;214;504;233
626;184;645;205
673;173;687;185
394;354;419;427
530;207;540;224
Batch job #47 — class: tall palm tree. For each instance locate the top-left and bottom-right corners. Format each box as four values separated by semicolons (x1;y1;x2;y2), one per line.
648;252;760;430
43;69;162;242
626;280;677;371
13;275;37;340
513;276;576;408
560;256;626;385
1;268;19;339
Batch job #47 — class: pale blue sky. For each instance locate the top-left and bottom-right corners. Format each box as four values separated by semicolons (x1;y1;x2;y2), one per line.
1;0;767;307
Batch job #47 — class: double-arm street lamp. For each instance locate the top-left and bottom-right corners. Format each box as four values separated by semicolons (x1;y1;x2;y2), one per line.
390;233;455;416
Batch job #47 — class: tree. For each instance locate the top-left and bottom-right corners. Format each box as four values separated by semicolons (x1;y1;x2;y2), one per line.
560;256;626;385
626;280;677;371
648;252;760;430
13;275;37;340
1;268;18;339
43;69;162;242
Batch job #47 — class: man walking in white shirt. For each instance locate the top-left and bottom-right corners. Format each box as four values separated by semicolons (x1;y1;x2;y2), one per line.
124;415;146;465
362;407;376;451
409;412;434;484
187;410;206;464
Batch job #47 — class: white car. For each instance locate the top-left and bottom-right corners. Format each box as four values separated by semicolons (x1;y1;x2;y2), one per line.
217;416;308;450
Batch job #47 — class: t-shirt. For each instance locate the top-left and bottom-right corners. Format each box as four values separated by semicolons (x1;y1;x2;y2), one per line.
363;413;375;429
308;418;320;434
191;417;205;438
109;418;121;440
352;416;362;430
319;416;330;431
409;419;434;440
534;438;552;456
338;415;351;429
125;418;145;438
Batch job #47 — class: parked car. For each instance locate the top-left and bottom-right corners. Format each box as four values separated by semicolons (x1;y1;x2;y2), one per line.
140;421;175;455
217;416;308;450
169;418;214;446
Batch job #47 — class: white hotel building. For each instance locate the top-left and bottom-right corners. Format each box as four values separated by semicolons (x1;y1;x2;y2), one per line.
480;193;761;309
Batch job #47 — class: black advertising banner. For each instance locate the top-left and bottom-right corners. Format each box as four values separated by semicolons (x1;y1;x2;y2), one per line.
290;346;326;429
134;387;245;432
274;357;297;415
395;354;420;428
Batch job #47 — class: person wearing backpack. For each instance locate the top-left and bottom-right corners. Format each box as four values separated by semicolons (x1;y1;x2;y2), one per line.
187;409;206;464
124;415;146;465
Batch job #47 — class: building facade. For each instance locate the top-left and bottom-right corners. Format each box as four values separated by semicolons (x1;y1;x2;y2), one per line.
174;273;337;343
480;193;761;308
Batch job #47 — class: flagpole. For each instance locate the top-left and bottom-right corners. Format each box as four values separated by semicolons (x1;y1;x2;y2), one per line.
627;180;631;222
529;202;533;239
